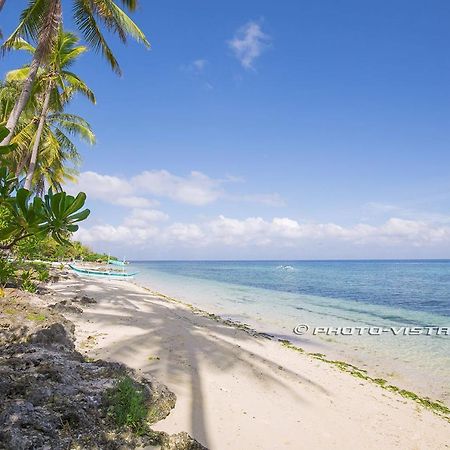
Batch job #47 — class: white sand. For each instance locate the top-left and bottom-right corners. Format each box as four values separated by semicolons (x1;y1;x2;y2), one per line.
51;275;450;450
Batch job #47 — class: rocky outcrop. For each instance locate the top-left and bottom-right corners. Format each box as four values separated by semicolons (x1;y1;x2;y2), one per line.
0;291;206;450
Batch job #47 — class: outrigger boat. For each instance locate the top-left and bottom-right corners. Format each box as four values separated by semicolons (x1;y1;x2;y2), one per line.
108;259;128;267
69;264;138;278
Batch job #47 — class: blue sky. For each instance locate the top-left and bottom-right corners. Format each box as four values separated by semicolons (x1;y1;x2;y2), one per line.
2;0;450;259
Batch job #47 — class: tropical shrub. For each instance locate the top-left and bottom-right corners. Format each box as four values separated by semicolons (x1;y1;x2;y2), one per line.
0;123;90;293
108;376;149;434
0;258;16;288
20;269;37;293
0;125;90;252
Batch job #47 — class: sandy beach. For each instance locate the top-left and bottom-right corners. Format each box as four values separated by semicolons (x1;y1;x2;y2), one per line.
51;274;450;450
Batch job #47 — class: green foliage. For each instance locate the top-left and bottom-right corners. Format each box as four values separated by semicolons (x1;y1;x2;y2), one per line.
26;312;46;322
4;31;96;192
0;128;90;252
36;266;49;282
0;258;16;287
0;125;17;155
108;376;149;434
20;269;37;293
0;258;50;293
14;234;111;263
3;0;150;77
0;185;90;249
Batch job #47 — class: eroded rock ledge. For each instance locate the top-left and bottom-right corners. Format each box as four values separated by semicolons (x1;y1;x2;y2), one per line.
0;290;207;450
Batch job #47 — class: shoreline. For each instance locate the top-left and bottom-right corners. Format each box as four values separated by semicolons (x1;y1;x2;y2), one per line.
131;269;450;405
50;272;450;449
133;282;450;420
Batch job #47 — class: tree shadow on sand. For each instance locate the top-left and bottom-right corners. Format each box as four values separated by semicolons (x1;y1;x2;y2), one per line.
54;278;331;448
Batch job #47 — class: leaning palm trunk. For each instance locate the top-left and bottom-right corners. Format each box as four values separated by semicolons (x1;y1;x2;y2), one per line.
0;0;61;146
24;81;53;191
0;0;6;12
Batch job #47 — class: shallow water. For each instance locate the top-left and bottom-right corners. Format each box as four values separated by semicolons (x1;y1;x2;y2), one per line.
131;260;450;403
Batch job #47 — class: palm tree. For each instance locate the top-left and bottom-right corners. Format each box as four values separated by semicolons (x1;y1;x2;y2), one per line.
6;30;96;190
0;81;95;193
1;0;149;145
27;111;95;193
0;80;38;175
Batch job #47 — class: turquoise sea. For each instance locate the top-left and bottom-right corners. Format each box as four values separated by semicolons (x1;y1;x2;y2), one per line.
130;260;450;403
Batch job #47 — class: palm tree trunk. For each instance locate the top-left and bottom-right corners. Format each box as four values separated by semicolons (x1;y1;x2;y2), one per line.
0;0;61;146
0;56;42;146
24;83;52;191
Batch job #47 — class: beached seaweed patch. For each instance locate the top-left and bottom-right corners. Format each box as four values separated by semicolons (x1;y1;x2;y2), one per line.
278;338;450;422
279;339;305;353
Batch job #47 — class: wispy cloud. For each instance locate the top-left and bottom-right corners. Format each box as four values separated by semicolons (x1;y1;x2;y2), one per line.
132;170;223;206
228;21;271;69
226;193;286;207
181;58;208;74
66;171;159;209
67;169;283;208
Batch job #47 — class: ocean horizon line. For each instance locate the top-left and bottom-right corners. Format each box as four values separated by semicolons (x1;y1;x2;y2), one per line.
129;258;450;263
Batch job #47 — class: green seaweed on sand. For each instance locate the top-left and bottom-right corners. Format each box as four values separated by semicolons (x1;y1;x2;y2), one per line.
279;339;305;353
278;338;450;421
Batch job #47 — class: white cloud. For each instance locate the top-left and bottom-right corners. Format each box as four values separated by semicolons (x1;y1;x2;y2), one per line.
166;223;205;243
114;196;159;208
70;171;132;199
131;170;224;206
67;169;284;209
76;215;450;254
76;224;159;245
228;21;271;69
67;171;159;209
124;208;169;227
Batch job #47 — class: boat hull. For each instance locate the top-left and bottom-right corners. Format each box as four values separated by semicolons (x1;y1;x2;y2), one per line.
69;264;137;278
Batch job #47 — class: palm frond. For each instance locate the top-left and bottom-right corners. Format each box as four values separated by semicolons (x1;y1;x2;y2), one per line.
6;67;32;83
60;71;96;104
7;37;36;54
2;0;47;53
119;0;139;11
96;0;150;48
53;128;81;161
73;0;122;75
48;112;96;145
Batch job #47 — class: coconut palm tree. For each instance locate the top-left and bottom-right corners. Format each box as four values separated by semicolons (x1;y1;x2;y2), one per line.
1;0;149;145
0;83;95;194
0;80;38;175
6;30;96;190
0;55;95;194
27;111;95;194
